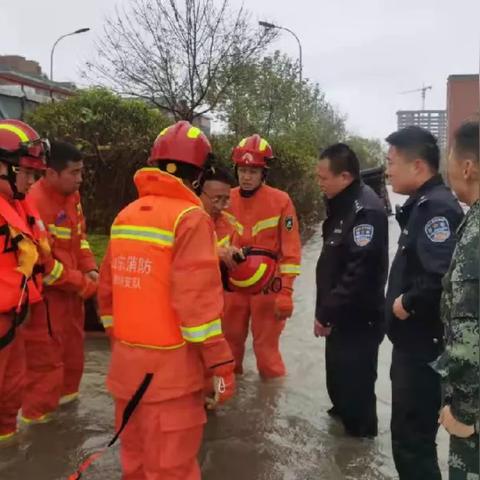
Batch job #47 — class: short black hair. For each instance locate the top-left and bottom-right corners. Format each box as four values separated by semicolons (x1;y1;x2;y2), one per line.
48;141;83;172
203;164;235;186
319;143;360;179
453;121;479;164
385;126;440;171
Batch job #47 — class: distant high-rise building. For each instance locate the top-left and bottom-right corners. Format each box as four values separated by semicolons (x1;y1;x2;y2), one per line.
396;110;447;151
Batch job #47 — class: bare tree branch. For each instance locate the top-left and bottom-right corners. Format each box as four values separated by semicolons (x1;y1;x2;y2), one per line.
85;0;277;122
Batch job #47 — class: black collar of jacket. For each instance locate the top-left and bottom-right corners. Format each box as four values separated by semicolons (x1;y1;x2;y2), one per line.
403;174;444;209
395;174;444;226
326;178;362;215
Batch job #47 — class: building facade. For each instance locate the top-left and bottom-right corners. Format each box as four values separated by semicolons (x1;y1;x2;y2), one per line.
396;109;447;151
447;74;479;149
0;55;74;119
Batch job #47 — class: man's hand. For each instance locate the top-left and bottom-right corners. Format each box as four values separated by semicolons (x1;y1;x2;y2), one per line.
86;270;99;282
439;405;475;438
393;295;410;320
275;288;294;319
80;275;98;300
205;372;236;410
314;319;332;338
218;246;244;270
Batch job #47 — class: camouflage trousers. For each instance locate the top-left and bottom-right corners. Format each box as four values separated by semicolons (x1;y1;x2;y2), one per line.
449;435;479;479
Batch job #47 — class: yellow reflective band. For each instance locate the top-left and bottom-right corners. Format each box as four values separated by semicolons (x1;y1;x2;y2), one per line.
252;216;280;236
100;315;113;328
238;138;247;147
217;235;230;247
173;206;200;234
59;392;79;405
0;430;17;442
187;126;201;139
230;262;268;288
0;124;29;142
135;167;160;178
80;239;91;250
48;224;72;240
111;225;174;247
43;260;64;285
280;264;301;275
181;318;222;343
223;212;244;235
21;413;53;424
259;138;269;151
121;340;186;350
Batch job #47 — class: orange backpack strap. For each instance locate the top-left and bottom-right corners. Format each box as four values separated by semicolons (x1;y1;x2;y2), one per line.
0;196;31;236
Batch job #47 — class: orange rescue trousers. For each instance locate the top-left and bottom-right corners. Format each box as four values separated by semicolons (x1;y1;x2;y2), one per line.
223;291;286;378
21;301;62;420
22;293;86;420
115;391;206;480
0;314;25;437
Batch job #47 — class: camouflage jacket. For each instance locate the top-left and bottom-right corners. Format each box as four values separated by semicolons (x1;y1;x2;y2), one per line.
435;200;479;428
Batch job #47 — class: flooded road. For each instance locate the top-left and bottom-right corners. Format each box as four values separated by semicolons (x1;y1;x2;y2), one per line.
0;189;449;480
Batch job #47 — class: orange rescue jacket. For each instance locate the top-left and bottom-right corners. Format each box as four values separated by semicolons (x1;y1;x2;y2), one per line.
214;211;235;248
27;179;97;292
227;185;302;285
98;168;232;402
0;194;44;312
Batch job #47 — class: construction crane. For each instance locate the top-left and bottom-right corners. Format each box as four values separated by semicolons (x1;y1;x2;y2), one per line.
400;84;433;110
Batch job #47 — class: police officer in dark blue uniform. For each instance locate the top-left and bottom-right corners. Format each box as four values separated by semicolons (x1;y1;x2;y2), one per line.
385;126;464;480
315;143;388;438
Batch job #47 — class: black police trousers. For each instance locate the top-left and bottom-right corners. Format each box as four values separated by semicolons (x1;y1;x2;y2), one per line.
390;347;442;480
325;327;382;437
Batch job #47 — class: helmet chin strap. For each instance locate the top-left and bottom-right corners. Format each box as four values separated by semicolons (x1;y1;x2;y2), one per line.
240;184;262;198
192;170;206;196
0;163;24;200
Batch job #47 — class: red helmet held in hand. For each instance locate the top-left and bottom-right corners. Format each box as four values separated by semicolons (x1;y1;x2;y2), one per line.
228;248;277;295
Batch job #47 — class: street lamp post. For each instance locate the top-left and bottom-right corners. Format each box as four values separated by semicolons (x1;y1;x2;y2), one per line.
50;28;90;82
259;21;303;84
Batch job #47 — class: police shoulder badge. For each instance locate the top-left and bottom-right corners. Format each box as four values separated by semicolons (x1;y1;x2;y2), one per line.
285;216;294;231
425;216;451;243
353;224;374;247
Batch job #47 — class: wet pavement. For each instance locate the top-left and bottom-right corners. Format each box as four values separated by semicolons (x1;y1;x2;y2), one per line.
0;189;449;480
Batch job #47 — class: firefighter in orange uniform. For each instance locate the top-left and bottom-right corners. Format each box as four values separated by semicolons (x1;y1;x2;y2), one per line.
25;141;98;416
223;135;302;378
98;121;235;479
0;119;53;441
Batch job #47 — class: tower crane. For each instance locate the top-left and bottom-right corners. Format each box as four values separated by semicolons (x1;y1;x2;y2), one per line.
400;84;433;110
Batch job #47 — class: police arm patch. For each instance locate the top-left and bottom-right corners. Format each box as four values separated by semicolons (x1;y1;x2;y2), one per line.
353;224;374;247
425;216;451;243
285;216;294;231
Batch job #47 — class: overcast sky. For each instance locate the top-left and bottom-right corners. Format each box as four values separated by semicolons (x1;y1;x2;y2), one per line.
1;0;479;139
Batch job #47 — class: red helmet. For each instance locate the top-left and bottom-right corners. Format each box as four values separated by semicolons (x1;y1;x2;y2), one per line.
232;134;273;168
150;121;211;169
228;248;277;295
0;119;48;171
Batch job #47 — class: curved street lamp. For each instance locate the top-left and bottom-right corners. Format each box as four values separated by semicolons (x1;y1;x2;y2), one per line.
50;28;90;82
259;21;303;84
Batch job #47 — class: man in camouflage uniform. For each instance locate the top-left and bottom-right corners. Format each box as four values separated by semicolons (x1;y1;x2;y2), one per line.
435;121;479;480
